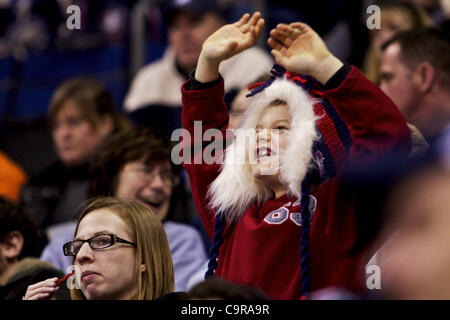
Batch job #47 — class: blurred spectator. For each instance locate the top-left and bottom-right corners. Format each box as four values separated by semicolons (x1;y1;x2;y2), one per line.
363;0;432;84
124;0;273;135
21;77;131;230
379;27;450;144
0;196;62;300
375;137;450;299
187;277;270;300
0;0;133;59
406;0;450;28
41;127;207;292
0;151;27;202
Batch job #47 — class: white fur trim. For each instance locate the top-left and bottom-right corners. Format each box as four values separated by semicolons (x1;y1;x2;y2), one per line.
208;77;320;222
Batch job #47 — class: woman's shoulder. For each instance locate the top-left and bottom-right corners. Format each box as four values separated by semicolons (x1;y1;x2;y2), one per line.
163;221;203;244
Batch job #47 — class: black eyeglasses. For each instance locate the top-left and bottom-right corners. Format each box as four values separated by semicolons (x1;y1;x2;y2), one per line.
63;234;137;256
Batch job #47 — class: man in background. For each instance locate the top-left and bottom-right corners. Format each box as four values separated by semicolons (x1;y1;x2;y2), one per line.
124;0;273;135
379;27;450;145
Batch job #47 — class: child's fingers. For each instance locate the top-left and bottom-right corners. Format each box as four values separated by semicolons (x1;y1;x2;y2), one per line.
271;49;289;67
271;28;301;48
254;18;265;38
234;13;251;27
269;30;291;48
267;37;284;51
251;19;265;41
289;22;311;33
275;23;295;35
248;11;261;27
240;23;251;34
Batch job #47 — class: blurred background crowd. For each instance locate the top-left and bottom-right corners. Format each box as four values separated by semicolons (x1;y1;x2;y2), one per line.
0;0;449;300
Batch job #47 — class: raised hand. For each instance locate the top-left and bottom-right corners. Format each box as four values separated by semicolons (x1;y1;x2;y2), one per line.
195;12;265;83
202;12;264;63
268;22;343;84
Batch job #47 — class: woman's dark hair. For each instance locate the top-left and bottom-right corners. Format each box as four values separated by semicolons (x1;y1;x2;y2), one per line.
0;197;48;259
88;126;178;197
87;126;188;221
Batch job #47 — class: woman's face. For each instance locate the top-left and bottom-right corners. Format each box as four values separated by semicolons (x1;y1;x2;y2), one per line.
250;104;291;193
52;100;111;167
115;160;173;221
74;208;139;300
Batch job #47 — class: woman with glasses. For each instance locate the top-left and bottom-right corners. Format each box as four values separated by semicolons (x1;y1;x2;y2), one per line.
39;127;207;292
24;197;174;300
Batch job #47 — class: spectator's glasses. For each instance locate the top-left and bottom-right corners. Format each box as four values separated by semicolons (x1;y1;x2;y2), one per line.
123;164;174;186
63;234;137;256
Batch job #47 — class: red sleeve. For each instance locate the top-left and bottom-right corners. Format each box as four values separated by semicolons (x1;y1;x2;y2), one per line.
324;65;411;163
321;66;411;252
181;78;230;240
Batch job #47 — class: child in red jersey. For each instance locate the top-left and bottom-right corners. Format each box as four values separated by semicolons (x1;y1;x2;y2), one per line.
181;12;411;299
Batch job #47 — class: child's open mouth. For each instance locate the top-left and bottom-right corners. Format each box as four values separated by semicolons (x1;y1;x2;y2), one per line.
255;146;276;160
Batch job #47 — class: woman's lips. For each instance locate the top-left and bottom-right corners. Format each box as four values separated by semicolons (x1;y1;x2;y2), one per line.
81;271;100;282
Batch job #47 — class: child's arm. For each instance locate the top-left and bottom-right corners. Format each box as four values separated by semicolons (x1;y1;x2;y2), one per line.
195;12;265;83
267;22;343;85
182;13;265;239
267;22;411;163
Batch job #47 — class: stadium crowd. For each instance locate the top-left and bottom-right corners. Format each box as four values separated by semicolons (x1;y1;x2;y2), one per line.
0;0;449;300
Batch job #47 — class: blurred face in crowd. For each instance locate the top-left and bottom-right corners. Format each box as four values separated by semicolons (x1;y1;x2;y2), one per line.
408;0;438;9
74;208;139;300
52;100;112;167
0;230;25;285
250;103;291;198
371;6;416;54
379;167;450;299
115;160;173;221
379;43;421;122
168;11;224;73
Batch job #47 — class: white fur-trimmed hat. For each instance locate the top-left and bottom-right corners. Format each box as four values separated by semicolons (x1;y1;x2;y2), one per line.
207;65;353;223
